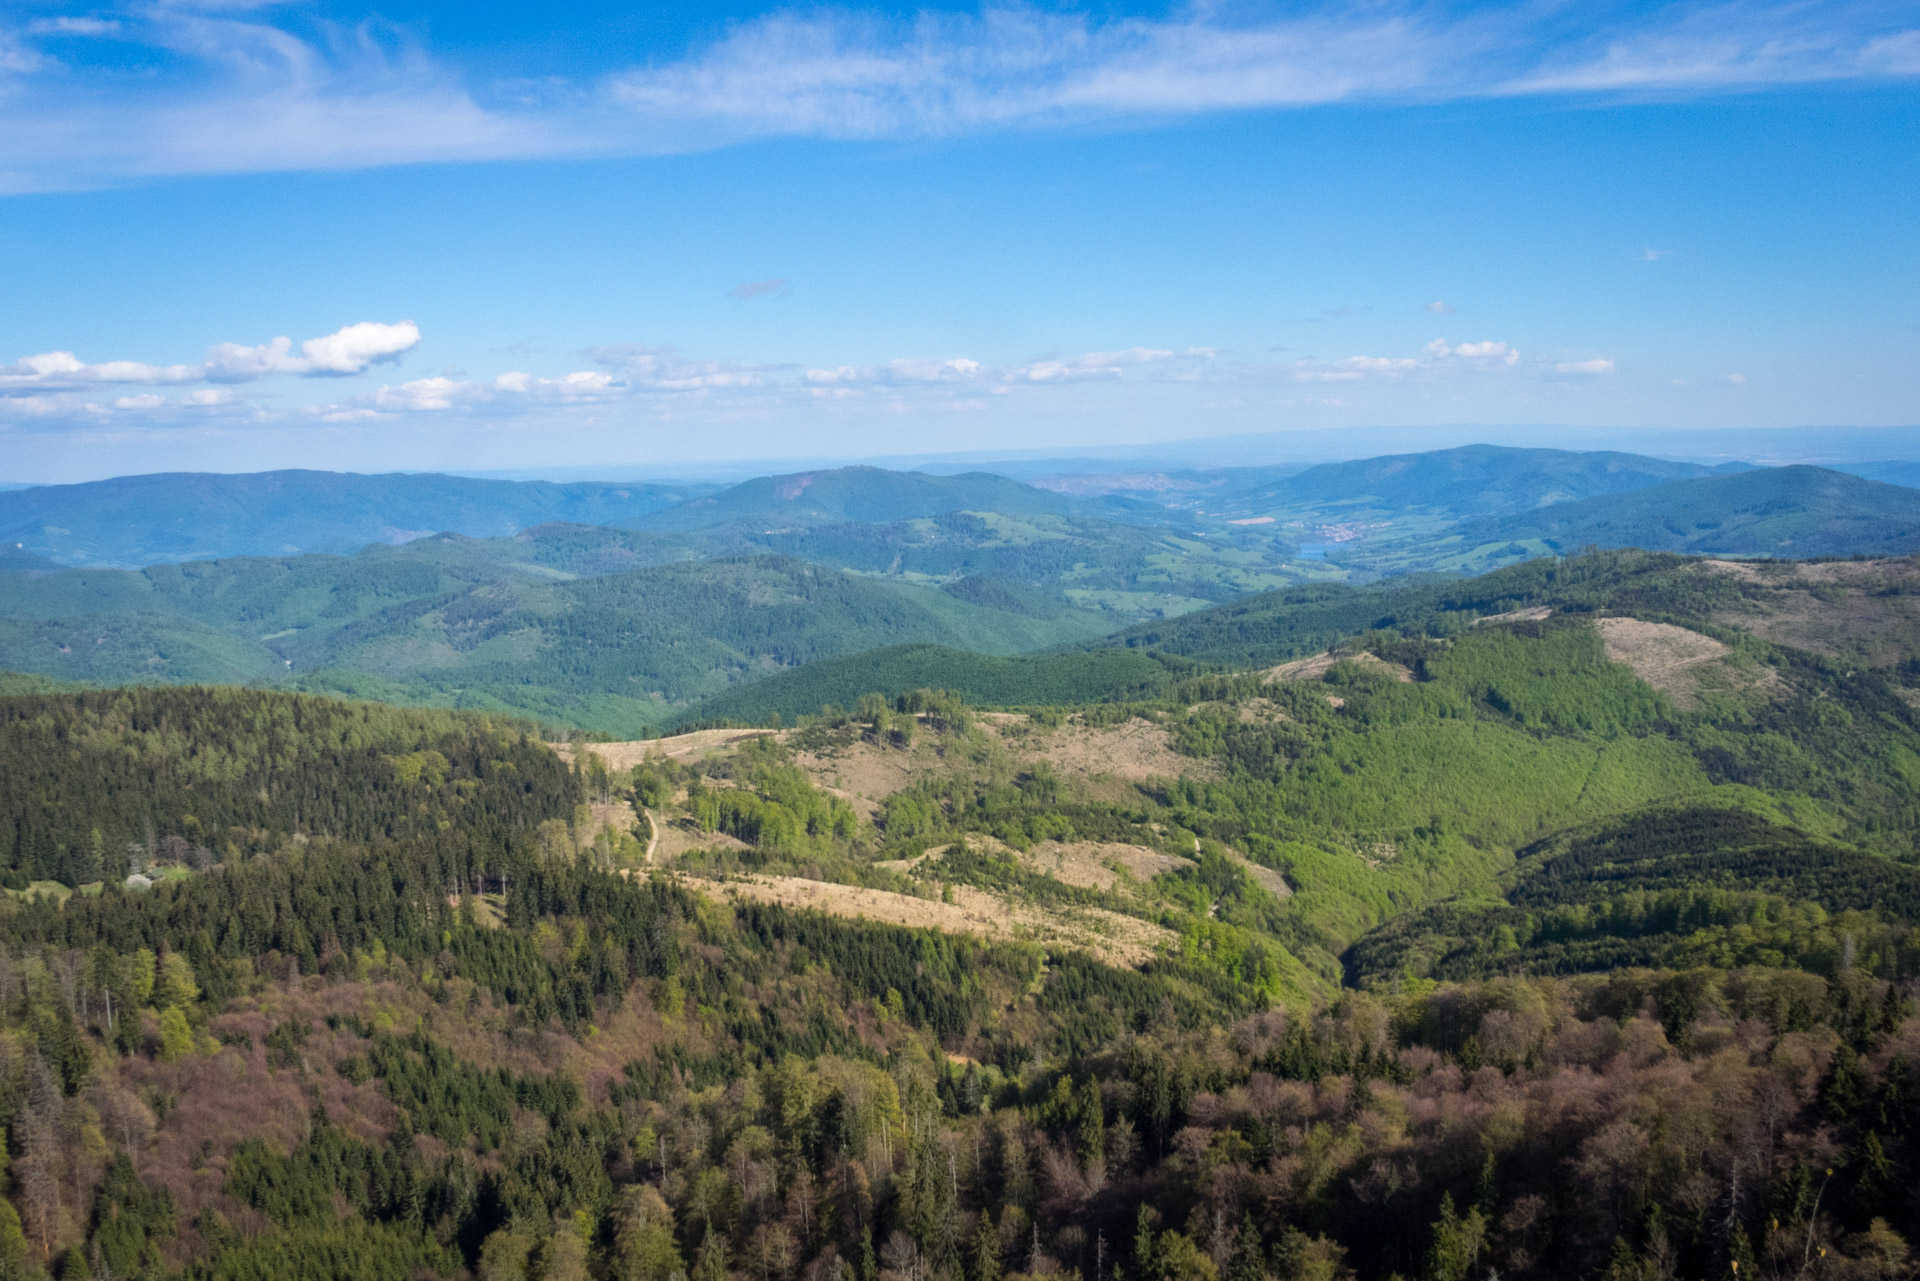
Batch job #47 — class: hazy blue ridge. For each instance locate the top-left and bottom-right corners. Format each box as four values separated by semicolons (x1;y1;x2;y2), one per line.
1832;460;1920;490
1215;444;1722;518
0;469;719;567
1455;464;1920;557
626;466;1077;531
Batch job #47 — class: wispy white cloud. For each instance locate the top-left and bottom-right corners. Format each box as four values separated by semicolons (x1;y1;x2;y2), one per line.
0;2;1913;189
1556;358;1616;374
1501;2;1920;93
1292;337;1521;381
801;346;1208;391
589;343;777;390
27;17;120;37
728;278;791;300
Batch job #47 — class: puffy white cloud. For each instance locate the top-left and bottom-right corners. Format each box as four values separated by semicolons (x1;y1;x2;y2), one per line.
374;377;459;411
2;322;420;395
206;321;420;379
1428;339;1520;365
1556;358;1616;374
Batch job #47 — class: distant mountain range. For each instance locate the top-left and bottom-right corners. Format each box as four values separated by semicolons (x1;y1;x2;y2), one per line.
1213;444;1749;517
6;446;1920;733
628;465;1074;531
1458;465;1920;558
1833;460;1920;490
0;469;719;567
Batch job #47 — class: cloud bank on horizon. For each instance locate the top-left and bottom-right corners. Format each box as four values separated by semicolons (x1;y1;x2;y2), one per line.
2;324;1614;434
0;0;1914;191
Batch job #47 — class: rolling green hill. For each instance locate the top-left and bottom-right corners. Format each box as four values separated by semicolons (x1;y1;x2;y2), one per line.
679;509;1299;614
1094;546;1920;669
679;642;1188;725
0;551;1120;733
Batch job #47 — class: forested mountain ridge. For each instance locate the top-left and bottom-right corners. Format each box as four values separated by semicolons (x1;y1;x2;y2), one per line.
628;467;1077;531
0;471;718;568
0;686;572;886
10;451;1920;742
3;552;1920;1281
0;553;1121;735
1207;444;1732;520
1451;465;1920;559
1093;549;1920;672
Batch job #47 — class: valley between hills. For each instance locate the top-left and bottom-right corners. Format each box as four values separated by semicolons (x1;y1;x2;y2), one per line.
2;448;1919;1281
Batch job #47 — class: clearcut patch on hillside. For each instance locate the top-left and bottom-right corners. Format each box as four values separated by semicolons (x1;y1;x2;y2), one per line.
1474;605;1554;625
1015;838;1192;890
557;728;777;772
1595;616;1779;710
1703;556;1920;665
1266;650;1415;683
1009;715;1218;786
691;873;1171;967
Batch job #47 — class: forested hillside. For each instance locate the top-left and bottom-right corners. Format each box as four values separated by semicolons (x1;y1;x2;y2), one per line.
0;554;1120;735
0;468;1307;732
680;646;1190;727
4;560;1920;1281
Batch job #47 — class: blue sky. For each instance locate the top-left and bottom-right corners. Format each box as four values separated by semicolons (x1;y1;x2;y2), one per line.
1;0;1916;481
